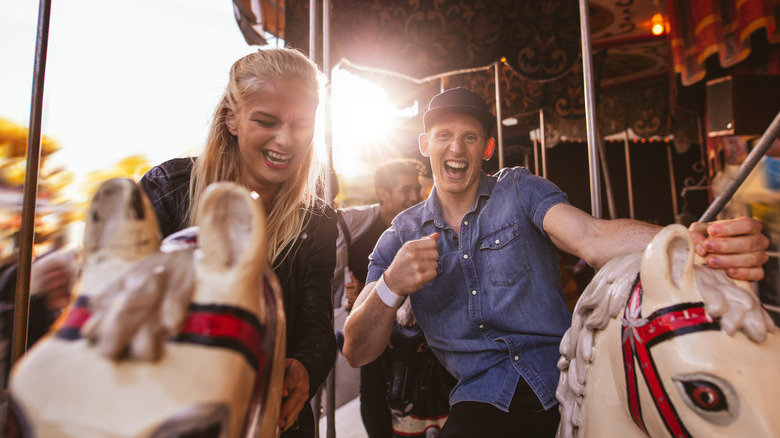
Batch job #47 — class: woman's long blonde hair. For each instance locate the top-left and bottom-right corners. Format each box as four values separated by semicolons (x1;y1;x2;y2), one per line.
188;47;326;267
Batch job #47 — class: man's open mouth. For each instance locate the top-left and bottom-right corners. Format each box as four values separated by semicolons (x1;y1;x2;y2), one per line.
444;160;467;176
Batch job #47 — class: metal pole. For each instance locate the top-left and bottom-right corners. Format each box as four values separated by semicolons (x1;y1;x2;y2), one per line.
322;0;336;433
598;137;617;219
12;0;52;367
323;0;333;207
539;109;547;178
309;0;318;63
623;131;635;219
578;0;602;218
309;3;323;437
533;138;540;176
667;142;679;220
325;367;336;438
700;110;780;222
494;60;504;169
275;0;280;47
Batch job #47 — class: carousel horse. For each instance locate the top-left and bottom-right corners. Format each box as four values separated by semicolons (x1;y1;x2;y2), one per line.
557;224;780;438
7;178;286;438
382;300;454;438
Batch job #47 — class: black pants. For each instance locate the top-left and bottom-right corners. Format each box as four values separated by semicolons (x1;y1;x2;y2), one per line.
360;358;393;438
439;378;560;438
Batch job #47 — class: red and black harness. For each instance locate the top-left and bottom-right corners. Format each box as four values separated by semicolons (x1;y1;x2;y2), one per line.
621;275;720;438
57;290;270;372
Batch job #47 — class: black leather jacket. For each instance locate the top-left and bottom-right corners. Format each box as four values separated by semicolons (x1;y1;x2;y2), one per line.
139;158;337;403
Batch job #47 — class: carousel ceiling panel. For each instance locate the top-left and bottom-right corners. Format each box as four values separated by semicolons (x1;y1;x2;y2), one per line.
286;0;581;82
275;0;676;143
600;39;669;88
589;0;665;46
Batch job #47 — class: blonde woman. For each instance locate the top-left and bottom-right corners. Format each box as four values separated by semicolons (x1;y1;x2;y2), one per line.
140;47;336;437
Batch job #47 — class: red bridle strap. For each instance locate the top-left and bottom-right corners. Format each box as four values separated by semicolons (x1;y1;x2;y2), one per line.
621;277;720;438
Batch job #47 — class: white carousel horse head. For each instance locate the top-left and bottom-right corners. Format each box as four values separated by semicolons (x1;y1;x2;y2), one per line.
8;178;285;438
557;224;780;438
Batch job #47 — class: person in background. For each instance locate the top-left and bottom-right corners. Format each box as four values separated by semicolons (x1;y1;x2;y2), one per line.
140;47;336;438
0;245;78;389
343;87;769;437
332;158;422;438
333;159;423;311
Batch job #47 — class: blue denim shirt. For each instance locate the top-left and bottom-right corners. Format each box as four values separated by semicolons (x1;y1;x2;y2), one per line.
367;167;573;411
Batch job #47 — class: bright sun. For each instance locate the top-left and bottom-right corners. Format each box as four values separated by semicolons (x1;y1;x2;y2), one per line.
330;68;411;180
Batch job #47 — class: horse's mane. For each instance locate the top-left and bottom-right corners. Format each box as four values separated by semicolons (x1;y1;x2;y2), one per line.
556;252;776;438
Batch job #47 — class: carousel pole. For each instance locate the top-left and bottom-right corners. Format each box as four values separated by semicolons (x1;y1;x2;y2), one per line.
321;0;337;437
533;139;540;176
494;60;504;169
578;0;602;218
598;137;617;219
308;3;324;437
309;0;318;64
539;108;547;178
700;110;780;222
623;131;635;219
11;0;52;367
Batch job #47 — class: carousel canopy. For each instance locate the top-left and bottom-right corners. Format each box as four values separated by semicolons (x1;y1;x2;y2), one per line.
233;0;780;152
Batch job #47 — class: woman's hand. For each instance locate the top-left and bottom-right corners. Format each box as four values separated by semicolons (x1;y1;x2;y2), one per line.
689;217;770;281
279;358;310;432
343;270;364;311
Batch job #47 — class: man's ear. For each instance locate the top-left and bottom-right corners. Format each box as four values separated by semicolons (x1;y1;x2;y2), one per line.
226;109;238;136
484;137;495;160
419;133;430;157
377;187;390;204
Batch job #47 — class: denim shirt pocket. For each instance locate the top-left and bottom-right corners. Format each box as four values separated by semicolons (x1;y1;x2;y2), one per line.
479;223;530;286
410;257;453;314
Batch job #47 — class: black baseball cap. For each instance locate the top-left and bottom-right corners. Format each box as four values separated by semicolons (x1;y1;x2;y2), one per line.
423;87;497;134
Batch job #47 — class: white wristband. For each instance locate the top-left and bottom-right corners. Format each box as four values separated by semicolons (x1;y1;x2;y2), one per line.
375;274;405;308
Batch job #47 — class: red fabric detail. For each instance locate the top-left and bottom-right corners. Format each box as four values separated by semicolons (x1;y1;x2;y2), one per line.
179;312;263;362
60;305;92;330
667;0;780;85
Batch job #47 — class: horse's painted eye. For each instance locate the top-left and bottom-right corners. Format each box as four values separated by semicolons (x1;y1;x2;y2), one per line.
673;373;739;426
682;380;726;411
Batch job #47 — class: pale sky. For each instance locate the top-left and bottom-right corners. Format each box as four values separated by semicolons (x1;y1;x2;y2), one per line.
1;0;261;181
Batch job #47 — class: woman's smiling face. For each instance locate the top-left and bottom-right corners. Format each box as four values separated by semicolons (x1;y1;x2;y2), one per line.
226;79;318;200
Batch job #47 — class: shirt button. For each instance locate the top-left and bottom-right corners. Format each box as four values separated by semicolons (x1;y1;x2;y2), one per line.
514;355;519;361
463;220;469;226
471;290;477;295
479;324;484;329
495;239;500;244
463;254;469;260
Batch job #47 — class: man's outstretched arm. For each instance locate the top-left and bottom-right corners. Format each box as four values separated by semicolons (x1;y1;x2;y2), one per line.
543;203;768;280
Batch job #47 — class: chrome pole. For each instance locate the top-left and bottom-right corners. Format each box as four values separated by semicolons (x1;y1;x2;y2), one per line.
700;110;780;222
12;0;52;367
623;131;635;219
539;108;547;178
494;60;504;169
578;0;602;217
322;0;336;432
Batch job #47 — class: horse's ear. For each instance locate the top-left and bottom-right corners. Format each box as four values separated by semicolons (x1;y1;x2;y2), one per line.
197;182;267;272
640;224;697;312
